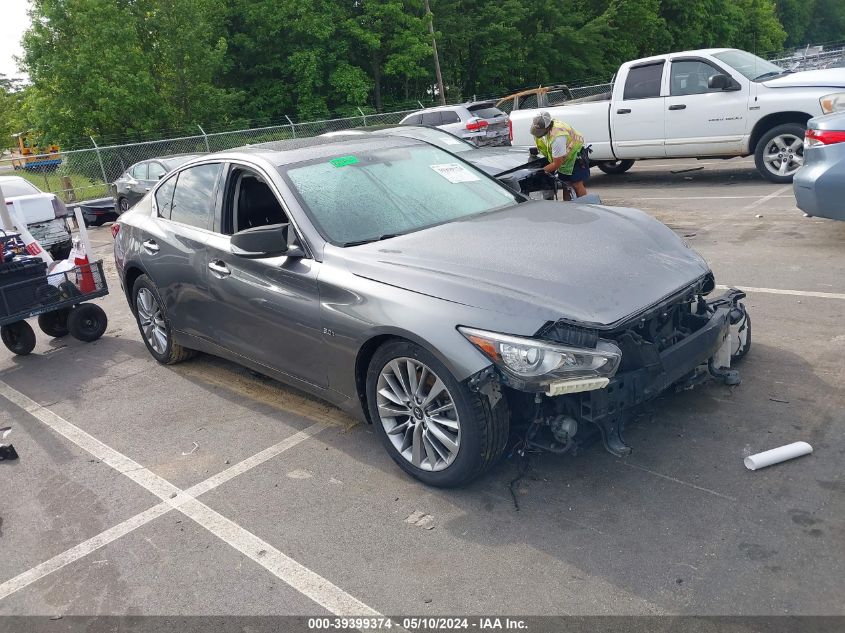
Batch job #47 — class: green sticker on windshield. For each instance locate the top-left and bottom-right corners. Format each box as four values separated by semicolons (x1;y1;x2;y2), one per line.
330;155;359;168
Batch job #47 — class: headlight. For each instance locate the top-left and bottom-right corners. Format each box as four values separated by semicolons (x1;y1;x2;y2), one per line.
459;326;622;393
820;92;845;114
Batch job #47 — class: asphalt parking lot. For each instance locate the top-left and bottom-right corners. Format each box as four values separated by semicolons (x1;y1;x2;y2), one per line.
1;156;843;621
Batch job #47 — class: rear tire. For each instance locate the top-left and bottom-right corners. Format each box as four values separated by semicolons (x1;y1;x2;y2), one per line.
1;321;36;355
67;303;107;342
597;159;635;175
366;339;509;487
38;309;71;338
117;197;130;215
132;274;195;364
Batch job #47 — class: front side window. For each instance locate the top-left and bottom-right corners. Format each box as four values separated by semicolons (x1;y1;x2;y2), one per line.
440;111;460;124
671;60;723;96
623;62;665;100
283;144;518;246
168;163;221;230
148;162;167;180
224;168;288;235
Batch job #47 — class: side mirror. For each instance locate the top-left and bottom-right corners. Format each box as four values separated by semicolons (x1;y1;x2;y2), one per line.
708;74;740;91
231;223;302;259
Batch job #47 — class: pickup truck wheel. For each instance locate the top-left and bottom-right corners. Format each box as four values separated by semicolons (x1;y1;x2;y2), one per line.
754;123;805;183
367;340;509;487
596;159;635;175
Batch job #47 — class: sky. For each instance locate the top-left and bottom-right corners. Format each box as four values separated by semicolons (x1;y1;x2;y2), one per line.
0;0;31;81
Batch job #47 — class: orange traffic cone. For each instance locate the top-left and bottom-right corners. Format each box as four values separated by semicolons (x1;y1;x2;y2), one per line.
74;247;95;293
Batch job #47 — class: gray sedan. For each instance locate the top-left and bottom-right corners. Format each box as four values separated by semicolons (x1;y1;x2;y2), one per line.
794;110;845;221
113;135;750;487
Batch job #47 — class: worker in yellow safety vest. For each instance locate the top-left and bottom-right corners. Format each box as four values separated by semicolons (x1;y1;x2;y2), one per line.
530;111;589;200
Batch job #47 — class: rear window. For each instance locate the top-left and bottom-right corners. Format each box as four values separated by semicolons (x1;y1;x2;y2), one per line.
623;62;665;100
0;179;41;197
467;105;505;119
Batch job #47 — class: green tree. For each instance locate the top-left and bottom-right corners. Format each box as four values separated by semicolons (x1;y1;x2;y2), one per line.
0;76;28;146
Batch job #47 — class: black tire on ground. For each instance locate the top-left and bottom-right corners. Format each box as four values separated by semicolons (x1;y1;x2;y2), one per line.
38;308;71;338
117;197;130;215
131;274;195;364
366;339;509;487
596;159;635;175
754;122;806;183
67;303;108;342
1;321;37;355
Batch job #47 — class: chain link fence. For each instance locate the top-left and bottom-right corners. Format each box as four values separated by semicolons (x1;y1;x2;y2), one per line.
768;41;845;71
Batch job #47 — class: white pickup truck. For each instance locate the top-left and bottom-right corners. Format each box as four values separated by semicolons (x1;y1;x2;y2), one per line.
509;48;845;182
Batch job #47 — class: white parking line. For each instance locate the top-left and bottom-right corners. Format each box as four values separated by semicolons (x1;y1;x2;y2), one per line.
0;380;379;616
718;284;845;300
742;185;793;210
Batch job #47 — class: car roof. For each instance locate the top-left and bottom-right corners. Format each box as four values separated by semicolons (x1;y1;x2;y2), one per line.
0;175;29;183
214;134;425;168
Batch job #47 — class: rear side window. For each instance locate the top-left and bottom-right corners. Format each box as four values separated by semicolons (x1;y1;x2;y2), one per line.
131;162;148;179
403;114;423;125
168;163;221;230
467;105;505;119
623;62;665;100
421;112;441;125
440;110;460;124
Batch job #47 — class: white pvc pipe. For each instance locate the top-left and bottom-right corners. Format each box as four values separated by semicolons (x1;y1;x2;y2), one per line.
744;442;813;471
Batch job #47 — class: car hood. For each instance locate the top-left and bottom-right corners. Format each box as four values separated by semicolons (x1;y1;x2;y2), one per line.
342;201;711;328
763;68;845;89
464;148;540;176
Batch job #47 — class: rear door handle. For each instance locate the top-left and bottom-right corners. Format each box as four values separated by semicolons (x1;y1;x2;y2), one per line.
668;104;687;110
616;108;631;114
208;261;231;277
142;239;159;254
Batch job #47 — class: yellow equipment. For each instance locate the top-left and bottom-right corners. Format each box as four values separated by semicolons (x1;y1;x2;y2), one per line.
10;132;62;172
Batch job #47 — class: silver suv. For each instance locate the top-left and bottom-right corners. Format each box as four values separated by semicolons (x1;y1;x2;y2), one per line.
400;102;510;147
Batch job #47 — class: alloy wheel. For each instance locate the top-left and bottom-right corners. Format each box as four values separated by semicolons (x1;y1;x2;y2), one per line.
763;134;804;177
376;357;461;472
136;287;168;354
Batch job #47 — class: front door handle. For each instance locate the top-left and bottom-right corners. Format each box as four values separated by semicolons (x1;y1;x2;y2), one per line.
668;104;687;110
142;239;159;254
208;261;231;277
616;108;631;114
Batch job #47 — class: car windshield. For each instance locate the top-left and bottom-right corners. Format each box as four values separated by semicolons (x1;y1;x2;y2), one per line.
0;179;41;197
712;50;787;81
283;144;519;246
381;127;475;153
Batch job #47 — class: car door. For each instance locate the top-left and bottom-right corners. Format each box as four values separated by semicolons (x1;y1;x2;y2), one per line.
203;163;326;388
665;58;749;157
142;162;222;340
610;61;667;159
125;162;149;206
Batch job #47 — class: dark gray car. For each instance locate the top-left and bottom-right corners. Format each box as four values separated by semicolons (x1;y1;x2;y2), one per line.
793;110;845;221
113;135;751;487
113;154;203;214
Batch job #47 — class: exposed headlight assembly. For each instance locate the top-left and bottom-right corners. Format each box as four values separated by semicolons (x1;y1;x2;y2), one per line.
820;92;845;114
459;326;622;395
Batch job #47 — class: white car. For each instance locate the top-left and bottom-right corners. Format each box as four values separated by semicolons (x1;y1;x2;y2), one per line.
0;176;73;258
509;48;845;183
400;102;510;147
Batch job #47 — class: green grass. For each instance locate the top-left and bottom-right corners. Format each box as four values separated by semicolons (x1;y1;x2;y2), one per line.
16;170;109;203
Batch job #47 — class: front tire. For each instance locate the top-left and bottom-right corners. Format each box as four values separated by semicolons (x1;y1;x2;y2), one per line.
132;275;195;364
754;123;805;183
366;340;509;487
596;159;635;175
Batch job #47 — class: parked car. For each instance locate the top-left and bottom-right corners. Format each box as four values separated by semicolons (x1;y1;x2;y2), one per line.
0;175;72;258
509;48;845;183
113;154;203;214
793;110;845;221
113;136;750;487
400;102;510;147
495;84;573;113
